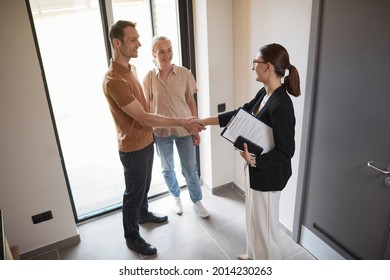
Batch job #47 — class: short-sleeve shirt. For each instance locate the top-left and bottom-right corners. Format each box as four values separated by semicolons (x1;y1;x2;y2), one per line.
143;65;197;137
102;60;153;152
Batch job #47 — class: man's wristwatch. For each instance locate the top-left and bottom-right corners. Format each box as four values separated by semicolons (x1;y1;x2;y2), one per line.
249;155;257;168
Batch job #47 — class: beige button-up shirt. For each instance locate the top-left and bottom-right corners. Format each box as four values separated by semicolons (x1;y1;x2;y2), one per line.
143;64;198;137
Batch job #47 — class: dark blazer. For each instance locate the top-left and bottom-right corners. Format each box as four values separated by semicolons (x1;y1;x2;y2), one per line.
218;86;295;191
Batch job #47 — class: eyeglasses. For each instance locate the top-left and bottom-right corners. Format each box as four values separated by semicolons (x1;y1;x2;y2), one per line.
252;59;267;70
252;59;267;68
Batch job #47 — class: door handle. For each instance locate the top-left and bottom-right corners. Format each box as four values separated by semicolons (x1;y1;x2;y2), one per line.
367;161;390;188
367;161;390;174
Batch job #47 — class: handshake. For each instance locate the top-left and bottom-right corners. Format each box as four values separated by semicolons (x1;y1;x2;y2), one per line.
182;116;208;134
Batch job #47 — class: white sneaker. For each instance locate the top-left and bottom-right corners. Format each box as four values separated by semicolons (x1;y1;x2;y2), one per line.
193;201;209;218
173;196;183;215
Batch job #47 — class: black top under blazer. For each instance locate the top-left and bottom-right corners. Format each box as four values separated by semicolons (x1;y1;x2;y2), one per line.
218;86;295;191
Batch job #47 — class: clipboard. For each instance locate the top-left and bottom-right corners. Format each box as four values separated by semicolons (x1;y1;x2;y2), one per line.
220;108;274;154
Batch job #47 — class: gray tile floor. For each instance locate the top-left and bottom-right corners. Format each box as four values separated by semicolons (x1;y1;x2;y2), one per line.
32;187;316;260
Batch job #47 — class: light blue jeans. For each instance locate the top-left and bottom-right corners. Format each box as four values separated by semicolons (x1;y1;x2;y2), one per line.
154;135;202;203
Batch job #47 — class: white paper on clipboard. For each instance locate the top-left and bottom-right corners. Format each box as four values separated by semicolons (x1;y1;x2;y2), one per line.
220;108;275;153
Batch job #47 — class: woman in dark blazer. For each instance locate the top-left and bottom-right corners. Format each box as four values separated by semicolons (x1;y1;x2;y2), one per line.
200;43;301;259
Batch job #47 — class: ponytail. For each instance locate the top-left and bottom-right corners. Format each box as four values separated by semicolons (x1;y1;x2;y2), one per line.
260;43;301;97
283;64;301;97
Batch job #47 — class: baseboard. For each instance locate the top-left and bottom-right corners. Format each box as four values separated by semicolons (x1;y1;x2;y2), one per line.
20;234;80;260
204;181;245;197
279;222;292;238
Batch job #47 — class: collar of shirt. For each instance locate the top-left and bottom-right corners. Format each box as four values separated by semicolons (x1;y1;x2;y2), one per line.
154;64;177;77
111;59;132;74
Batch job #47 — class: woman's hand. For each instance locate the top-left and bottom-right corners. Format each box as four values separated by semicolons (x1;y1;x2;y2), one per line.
192;133;200;146
240;143;257;167
239;143;251;164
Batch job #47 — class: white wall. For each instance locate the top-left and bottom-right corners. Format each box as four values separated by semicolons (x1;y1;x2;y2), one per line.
0;0;78;254
194;0;312;231
194;0;236;189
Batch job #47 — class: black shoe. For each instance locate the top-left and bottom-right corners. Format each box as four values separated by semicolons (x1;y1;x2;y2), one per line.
126;237;157;255
139;212;168;224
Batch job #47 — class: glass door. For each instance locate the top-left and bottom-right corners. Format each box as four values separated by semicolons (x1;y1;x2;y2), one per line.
111;0;185;198
28;0;187;221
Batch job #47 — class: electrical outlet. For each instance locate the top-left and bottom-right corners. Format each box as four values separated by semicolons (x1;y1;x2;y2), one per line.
217;103;226;113
32;210;53;224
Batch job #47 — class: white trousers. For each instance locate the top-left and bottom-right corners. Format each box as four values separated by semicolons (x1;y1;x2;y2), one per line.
245;188;281;260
